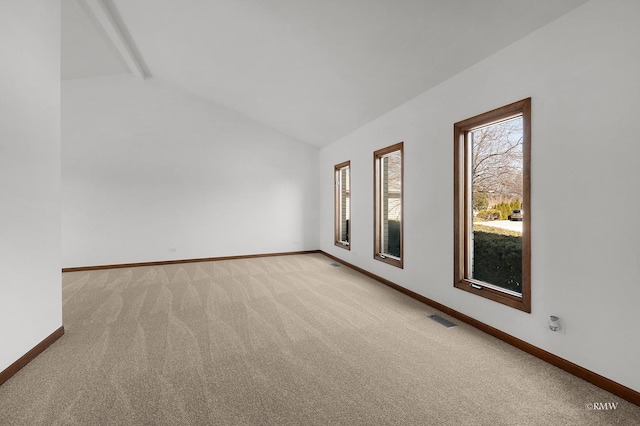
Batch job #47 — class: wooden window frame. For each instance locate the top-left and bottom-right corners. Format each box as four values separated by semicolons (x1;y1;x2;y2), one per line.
373;142;404;268
334;161;351;250
454;98;531;312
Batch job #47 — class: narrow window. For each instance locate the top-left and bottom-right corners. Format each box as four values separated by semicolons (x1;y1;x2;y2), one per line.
334;161;351;249
374;142;403;268
454;98;531;312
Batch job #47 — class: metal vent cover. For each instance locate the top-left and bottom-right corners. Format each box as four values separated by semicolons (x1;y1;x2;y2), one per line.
428;314;457;328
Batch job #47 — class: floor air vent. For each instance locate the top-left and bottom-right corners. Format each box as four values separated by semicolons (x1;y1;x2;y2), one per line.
330;263;341;267
428;314;457;328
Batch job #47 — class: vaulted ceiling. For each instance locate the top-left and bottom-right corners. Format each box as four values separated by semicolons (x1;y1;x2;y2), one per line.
62;0;590;147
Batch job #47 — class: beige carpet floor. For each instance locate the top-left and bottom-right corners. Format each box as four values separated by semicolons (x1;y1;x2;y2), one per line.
1;253;638;425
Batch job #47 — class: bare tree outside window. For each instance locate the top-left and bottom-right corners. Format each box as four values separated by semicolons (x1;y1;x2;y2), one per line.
472;117;523;208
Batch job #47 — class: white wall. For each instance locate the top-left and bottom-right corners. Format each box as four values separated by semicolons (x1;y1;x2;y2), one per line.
0;1;62;372
62;75;319;268
320;0;640;392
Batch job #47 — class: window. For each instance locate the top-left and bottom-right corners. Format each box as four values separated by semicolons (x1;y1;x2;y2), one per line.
334;161;351;249
454;98;531;312
374;142;403;268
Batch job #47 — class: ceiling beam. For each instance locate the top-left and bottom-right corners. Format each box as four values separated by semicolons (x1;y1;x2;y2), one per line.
84;0;145;79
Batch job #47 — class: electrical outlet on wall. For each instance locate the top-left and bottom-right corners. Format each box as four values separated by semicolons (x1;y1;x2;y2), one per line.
545;316;566;335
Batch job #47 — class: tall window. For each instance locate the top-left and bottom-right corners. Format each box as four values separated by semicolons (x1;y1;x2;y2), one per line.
454;98;531;312
374;143;403;268
334;161;351;249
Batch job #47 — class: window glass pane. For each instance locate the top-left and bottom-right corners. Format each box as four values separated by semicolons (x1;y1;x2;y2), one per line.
470;116;523;294
338;166;350;243
380;150;401;258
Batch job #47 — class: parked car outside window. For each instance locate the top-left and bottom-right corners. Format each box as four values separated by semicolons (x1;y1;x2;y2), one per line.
510;209;523;221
